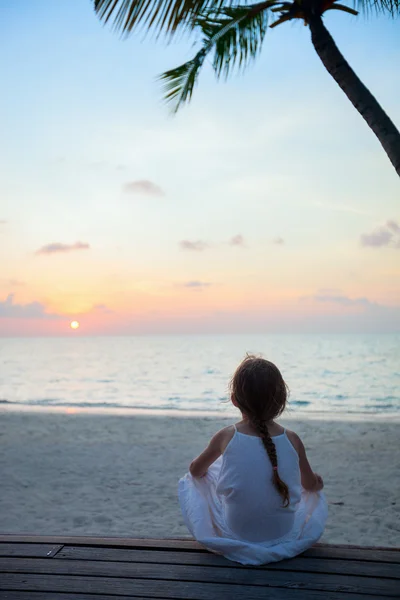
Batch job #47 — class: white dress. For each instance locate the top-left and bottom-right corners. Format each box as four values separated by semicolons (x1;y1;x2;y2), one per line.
179;426;328;565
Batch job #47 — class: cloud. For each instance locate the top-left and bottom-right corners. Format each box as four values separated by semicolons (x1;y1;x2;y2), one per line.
0;279;25;290
179;240;209;251
273;237;284;245
180;281;212;289
229;234;245;247
360;220;400;249
93;303;113;314
35;241;90;255
0;219;7;225
8;279;25;287
301;289;393;311
388;220;400;233
123;180;164;197
312;292;377;308
299;291;400;333
0;294;61;319
314;287;341;295
180;235;248;251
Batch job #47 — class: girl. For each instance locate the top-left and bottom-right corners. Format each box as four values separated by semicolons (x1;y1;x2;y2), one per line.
178;355;328;565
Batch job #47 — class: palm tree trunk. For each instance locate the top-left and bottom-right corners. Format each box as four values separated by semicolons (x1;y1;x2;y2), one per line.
309;15;400;177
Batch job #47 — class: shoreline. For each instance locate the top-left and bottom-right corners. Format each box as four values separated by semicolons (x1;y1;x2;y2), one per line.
1;404;400;422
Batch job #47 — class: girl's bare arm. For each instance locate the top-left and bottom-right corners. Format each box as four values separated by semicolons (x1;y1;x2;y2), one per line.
189;426;234;477
286;430;324;492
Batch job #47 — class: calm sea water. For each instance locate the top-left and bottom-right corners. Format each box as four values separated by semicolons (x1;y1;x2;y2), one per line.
0;335;399;415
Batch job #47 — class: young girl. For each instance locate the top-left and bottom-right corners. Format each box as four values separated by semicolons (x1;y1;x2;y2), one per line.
179;355;328;565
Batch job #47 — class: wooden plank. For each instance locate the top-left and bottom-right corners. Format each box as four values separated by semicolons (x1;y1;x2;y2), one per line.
1;536;398;560
0;558;397;597
0;573;383;600
316;543;400;552
57;546;400;579
304;546;400;564
0;535;203;551
0;544;63;558
0;594;160;600
57;545;235;567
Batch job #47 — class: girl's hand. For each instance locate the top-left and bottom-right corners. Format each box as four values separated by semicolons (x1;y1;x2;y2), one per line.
314;473;324;492
286;430;324;493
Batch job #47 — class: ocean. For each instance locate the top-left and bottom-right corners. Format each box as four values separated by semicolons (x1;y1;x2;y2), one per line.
0;334;399;416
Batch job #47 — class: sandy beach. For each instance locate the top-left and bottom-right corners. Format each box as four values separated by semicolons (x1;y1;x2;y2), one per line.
1;410;399;547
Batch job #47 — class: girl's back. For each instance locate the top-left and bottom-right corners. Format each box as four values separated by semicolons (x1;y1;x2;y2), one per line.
217;427;302;542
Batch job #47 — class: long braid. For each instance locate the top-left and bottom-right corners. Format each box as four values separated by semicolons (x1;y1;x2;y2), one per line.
253;418;290;508
230;355;290;508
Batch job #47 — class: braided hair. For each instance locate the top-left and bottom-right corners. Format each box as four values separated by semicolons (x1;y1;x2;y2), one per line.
230;355;290;508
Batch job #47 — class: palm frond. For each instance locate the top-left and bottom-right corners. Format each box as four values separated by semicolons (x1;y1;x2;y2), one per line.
199;3;274;78
269;12;293;26
326;3;359;14
93;0;228;36
94;0;399;39
353;0;399;17
159;1;276;111
159;50;207;111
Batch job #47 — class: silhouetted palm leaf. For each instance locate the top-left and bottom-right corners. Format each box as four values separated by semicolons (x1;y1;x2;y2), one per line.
160;1;275;111
94;0;399;36
94;0;227;35
199;3;272;77
160;53;207;110
355;0;399;15
326;4;359;15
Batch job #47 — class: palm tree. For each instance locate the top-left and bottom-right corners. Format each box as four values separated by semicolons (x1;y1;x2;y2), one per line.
94;0;400;176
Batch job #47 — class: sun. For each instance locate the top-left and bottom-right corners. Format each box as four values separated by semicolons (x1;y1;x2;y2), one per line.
70;321;80;330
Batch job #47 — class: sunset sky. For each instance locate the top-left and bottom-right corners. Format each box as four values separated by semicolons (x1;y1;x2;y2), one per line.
0;0;399;336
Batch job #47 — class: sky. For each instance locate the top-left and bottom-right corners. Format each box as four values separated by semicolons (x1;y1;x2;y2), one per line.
0;0;399;336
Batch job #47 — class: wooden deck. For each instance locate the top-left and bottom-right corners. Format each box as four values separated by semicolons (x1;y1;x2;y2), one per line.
0;536;398;599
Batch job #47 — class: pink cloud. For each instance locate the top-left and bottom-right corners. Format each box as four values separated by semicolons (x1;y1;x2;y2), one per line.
9;279;25;287
300;289;390;312
273;237;284;245
312;292;377;308
360;220;400;248
180;281;212;289
387;220;400;233
179;240;209;251
0;294;61;319
93;303;113;314
35;241;90;255
123;180;164;197
229;234;245;247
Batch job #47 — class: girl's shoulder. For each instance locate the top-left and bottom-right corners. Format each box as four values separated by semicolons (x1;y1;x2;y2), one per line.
284;428;304;456
212;424;236;454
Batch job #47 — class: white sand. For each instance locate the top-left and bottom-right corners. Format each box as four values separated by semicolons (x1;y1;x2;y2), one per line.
0;411;399;547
